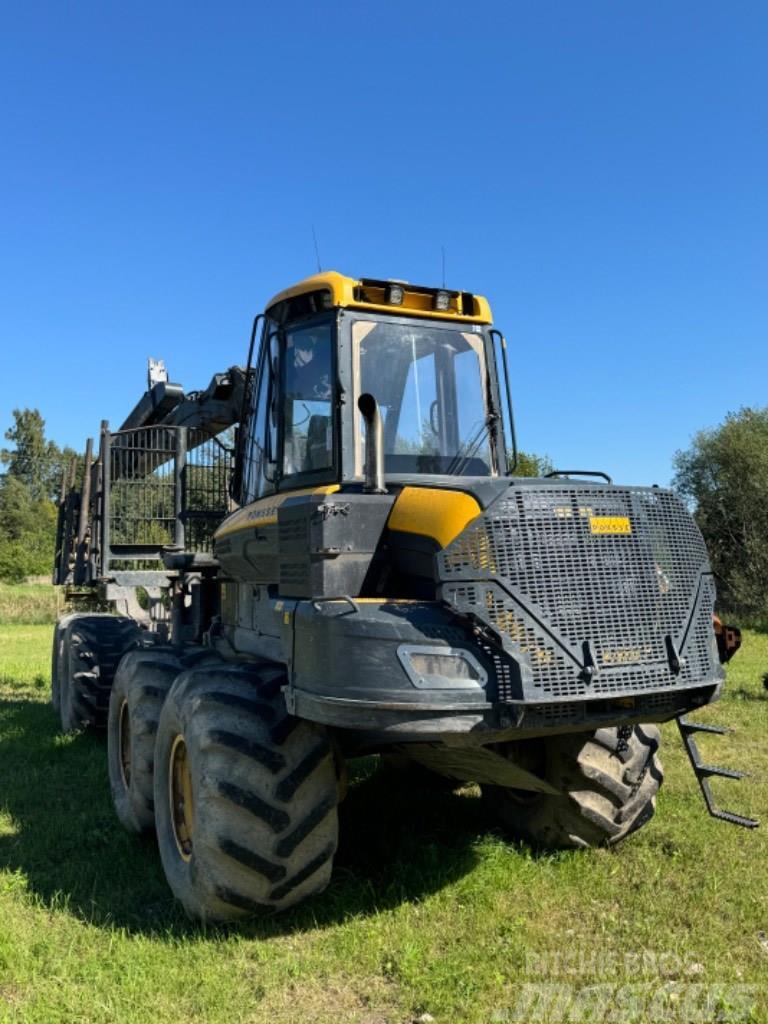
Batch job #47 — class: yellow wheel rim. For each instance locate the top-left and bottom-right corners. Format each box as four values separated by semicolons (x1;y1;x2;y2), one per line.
118;699;132;790
169;734;195;862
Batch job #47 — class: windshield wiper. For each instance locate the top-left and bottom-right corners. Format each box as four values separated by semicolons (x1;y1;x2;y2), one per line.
445;416;496;475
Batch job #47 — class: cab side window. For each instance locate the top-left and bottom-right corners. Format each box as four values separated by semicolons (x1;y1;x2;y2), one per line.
242;329;278;501
282;323;333;477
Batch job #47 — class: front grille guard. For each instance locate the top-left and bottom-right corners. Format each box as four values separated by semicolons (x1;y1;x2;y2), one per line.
436;484;724;704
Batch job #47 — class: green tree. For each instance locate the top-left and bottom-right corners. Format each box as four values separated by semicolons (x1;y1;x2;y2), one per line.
1;408;81;502
0;408;74;581
0;475;35;541
0;475;57;581
511;450;555;477
673;406;768;617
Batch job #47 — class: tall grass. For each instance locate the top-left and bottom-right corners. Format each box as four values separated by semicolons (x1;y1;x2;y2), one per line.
0;583;61;625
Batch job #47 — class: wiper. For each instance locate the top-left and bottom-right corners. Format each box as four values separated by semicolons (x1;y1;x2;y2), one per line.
445;416;496;475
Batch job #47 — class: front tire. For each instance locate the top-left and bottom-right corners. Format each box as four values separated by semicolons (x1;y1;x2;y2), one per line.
107;647;183;834
154;661;339;922
484;724;663;849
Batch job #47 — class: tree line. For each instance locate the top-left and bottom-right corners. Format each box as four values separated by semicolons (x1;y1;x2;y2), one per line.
673;407;768;622
0;410;80;582
1;405;766;625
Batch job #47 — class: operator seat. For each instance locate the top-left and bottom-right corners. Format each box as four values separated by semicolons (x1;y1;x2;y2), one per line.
304;415;330;471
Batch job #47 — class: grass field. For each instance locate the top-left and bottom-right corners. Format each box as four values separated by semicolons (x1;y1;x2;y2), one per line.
0;609;766;1022
0;584;62;626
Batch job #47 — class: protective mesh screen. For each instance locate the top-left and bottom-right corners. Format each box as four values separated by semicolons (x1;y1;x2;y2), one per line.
109;427;177;551
184;429;234;553
438;486;720;701
108;426;232;563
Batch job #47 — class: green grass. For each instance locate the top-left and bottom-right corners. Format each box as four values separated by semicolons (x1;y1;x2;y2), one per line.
0;585;60;625
0;625;766;1022
0;626;50;693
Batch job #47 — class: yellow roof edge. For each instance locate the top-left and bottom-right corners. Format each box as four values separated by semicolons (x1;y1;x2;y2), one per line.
265;271;354;311
264;271;493;325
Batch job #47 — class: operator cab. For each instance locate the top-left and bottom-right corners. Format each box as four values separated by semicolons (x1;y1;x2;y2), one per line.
236;271;512;504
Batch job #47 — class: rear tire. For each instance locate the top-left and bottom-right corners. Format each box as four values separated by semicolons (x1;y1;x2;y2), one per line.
483;724;663;849
51;613;80;716
59;614;142;732
107;647;182;834
154;661;339;922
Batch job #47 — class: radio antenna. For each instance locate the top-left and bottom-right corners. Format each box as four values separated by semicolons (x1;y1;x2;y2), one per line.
312;225;322;273
441;245;446;288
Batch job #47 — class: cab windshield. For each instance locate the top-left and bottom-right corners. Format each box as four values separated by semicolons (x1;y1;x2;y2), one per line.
353;319;497;476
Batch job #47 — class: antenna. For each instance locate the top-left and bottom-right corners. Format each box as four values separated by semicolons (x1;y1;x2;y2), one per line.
312;225;322;273
441;245;446;288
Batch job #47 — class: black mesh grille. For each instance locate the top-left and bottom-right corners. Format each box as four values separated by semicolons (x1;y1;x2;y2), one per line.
437;485;722;702
521;688;695;728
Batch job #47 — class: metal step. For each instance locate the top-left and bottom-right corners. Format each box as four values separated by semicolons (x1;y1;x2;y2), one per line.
710;809;761;830
677;720;729;736
676;715;759;830
696;764;746;781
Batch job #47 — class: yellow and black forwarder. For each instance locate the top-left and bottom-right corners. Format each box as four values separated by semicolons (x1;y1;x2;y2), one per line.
52;271;756;921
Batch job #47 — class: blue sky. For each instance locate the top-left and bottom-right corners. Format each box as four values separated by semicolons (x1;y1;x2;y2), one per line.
1;1;766;486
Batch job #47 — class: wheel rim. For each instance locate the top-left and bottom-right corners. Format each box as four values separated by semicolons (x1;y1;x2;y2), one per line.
169;734;194;861
118;699;132;789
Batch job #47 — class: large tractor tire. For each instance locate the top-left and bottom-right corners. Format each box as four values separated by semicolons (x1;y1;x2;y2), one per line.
154;661;340;922
107;646;223;834
483;724;663;849
57;614;142;733
107;647;183;834
51;613;81;717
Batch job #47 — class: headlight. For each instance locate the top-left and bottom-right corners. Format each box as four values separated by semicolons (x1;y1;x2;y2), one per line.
397;645;487;690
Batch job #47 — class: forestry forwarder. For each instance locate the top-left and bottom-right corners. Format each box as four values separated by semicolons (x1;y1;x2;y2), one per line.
52;271;756;922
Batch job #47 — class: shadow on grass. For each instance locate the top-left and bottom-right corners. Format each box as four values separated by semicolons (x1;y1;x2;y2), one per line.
0;697;487;938
728;683;768;702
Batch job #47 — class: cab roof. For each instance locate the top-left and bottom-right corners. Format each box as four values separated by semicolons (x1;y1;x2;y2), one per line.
264;271;493;325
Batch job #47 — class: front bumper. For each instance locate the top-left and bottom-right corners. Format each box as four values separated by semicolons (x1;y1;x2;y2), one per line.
286;599;721;741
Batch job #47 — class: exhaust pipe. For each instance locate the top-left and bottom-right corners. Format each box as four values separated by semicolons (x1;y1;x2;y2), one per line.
357;392;387;494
